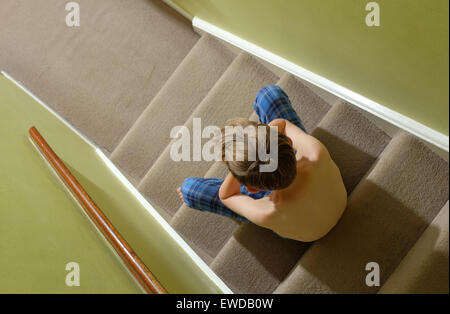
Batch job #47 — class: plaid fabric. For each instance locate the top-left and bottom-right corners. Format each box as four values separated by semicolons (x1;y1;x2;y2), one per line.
181;178;271;222
180;85;305;223
254;85;307;132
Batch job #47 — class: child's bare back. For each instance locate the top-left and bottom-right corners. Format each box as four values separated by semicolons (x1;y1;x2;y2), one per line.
260;121;347;241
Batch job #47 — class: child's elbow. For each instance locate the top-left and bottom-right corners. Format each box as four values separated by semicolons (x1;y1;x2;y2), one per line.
218;184;239;202
219;187;225;202
218;186;228;202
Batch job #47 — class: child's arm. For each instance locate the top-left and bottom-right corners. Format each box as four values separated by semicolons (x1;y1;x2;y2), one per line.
218;172;241;200
219;173;274;226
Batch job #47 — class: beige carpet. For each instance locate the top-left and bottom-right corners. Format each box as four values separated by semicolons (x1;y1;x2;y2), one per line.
379;202;449;294
274;132;449;293
0;0;198;153
110;35;235;184
1;1;448;293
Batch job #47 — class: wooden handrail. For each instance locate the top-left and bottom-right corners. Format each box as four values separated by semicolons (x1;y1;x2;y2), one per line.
29;126;167;294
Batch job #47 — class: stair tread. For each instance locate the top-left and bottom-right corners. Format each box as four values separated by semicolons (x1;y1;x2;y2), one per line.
278;73;331;132
312;100;391;194
110;35;235;183
170;162;241;260
210;223;310;294
210;100;392;293
138;53;279;217
170;74;332;261
379;202;449;294
0;0;199;153
274;132;449;293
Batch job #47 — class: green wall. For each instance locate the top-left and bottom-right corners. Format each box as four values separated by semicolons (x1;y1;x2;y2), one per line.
174;0;449;135
0;74;225;293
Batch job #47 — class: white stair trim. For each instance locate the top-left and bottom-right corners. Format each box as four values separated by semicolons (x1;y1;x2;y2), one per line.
193;17;449;152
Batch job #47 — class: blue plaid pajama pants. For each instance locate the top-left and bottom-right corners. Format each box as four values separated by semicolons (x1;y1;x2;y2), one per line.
180;85;306;223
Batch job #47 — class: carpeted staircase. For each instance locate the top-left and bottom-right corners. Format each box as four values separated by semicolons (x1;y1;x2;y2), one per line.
112;34;449;293
1;1;448;293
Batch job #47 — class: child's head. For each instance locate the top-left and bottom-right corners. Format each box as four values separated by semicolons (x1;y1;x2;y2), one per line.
219;118;297;191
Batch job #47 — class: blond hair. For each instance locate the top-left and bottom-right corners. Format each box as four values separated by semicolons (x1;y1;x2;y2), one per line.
219;118;296;191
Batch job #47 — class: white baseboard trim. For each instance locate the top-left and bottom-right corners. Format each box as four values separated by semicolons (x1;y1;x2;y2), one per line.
193;17;449;152
162;0;193;21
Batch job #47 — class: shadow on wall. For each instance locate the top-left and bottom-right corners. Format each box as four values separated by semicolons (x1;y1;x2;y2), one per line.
149;0;194;27
176;0;228;23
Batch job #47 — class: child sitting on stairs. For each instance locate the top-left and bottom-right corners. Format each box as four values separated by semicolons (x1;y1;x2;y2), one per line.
177;86;347;242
